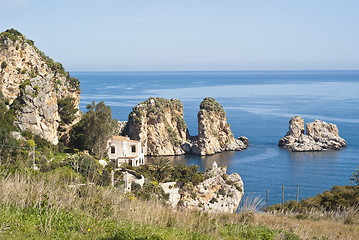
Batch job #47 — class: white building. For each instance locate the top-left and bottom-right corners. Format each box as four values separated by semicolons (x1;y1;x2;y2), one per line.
107;136;145;167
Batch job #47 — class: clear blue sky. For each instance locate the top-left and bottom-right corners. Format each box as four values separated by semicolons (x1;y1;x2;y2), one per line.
1;0;358;71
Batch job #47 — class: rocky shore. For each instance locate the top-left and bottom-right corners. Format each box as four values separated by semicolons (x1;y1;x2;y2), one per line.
278;116;347;151
161;161;244;213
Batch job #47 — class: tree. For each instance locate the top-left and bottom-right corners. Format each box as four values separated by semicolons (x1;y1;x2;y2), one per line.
57;97;78;125
70;101;117;157
350;168;359;186
148;156;172;183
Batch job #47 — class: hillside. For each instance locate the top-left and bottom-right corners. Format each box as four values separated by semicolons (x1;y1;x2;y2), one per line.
0;28;80;145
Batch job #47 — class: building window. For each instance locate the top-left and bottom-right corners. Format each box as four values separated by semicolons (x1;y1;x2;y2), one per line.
111;146;115;154
131;145;136;153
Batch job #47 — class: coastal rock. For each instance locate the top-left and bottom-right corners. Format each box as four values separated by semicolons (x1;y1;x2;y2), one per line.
0;29;80;144
279;116;346;151
124;97;189;156
190;97;248;155
178;161;244;213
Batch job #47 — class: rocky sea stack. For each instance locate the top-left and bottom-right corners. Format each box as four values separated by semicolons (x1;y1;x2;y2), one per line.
124;97;248;156
189;97;248;155
124;97;189;156
0;29;80;144
278;116;347;151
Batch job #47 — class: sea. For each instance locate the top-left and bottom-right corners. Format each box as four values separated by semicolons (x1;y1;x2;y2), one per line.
71;70;359;205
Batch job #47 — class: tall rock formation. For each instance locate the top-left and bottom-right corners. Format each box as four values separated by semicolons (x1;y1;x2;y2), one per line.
125;97;189;156
279;116;346;151
0;29;80;144
190;97;248;155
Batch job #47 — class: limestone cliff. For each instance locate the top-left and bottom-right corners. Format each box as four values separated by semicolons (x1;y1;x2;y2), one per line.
168;162;244;213
125;97;189;156
0;29;80;144
279;116;346;151
190;97;248;155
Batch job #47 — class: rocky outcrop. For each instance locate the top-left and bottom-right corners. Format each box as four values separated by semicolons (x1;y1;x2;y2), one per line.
125;97;248;156
0;29;80;144
177;161;244;213
189;97;248;155
279;116;347;151
125;97;189;156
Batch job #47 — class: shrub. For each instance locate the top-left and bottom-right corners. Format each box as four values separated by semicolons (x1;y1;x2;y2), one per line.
1;61;7;69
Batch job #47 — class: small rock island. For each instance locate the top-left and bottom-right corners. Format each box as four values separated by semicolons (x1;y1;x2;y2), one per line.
278;116;347;151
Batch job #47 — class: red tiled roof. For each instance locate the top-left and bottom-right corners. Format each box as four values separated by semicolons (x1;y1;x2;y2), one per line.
110;135;139;143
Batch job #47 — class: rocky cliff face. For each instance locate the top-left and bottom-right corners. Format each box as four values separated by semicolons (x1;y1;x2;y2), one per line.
279;116;347;151
125;97;189;156
178;161;244;213
0;29;80;144
189;97;248;155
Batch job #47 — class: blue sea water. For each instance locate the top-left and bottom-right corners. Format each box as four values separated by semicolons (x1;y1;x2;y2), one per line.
71;71;359;205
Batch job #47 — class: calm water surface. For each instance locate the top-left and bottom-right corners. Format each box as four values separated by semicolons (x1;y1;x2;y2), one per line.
71;71;359;205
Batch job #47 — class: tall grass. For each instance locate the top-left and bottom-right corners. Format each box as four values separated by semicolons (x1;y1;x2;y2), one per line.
0;169;358;239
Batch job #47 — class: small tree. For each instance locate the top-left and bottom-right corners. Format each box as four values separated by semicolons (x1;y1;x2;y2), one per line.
350;168;359;185
70;101;117;157
148;156;172;183
57;97;78;125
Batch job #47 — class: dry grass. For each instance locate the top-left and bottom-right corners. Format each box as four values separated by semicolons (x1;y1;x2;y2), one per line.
254;212;359;240
0;169;358;239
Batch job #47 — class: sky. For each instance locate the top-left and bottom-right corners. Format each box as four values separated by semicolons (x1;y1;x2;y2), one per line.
0;0;358;71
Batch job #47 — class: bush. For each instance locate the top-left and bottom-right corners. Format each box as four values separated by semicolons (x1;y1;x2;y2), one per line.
1;61;7;69
266;185;359;213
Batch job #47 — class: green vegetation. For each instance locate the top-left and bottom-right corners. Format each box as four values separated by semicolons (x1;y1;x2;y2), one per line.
265;171;359;226
0;28;23;44
0;91;17;154
266;185;359;213
57;97;78;125
70;101;117;157
1;61;7;69
350;168;359;185
166;124;181;147
199;97;226;115
169;163;204;187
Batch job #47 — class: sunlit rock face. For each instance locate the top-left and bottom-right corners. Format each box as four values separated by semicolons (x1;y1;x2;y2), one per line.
179;161;244;213
125;97;189;156
0;29;80;144
189;97;248;155
279;116;346;152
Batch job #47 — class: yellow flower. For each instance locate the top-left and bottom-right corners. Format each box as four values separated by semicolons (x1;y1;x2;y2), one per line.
88;229;91;232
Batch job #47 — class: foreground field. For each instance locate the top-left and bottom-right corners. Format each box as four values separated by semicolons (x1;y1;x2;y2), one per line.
0;169;357;239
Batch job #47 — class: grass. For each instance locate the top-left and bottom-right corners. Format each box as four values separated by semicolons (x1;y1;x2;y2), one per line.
0;169;299;239
0;167;358;239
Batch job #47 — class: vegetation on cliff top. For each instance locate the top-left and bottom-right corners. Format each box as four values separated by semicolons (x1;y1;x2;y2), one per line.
0;28;80;91
199;97;226;115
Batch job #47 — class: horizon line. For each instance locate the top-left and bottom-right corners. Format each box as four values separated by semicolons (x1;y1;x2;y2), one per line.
69;69;359;73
